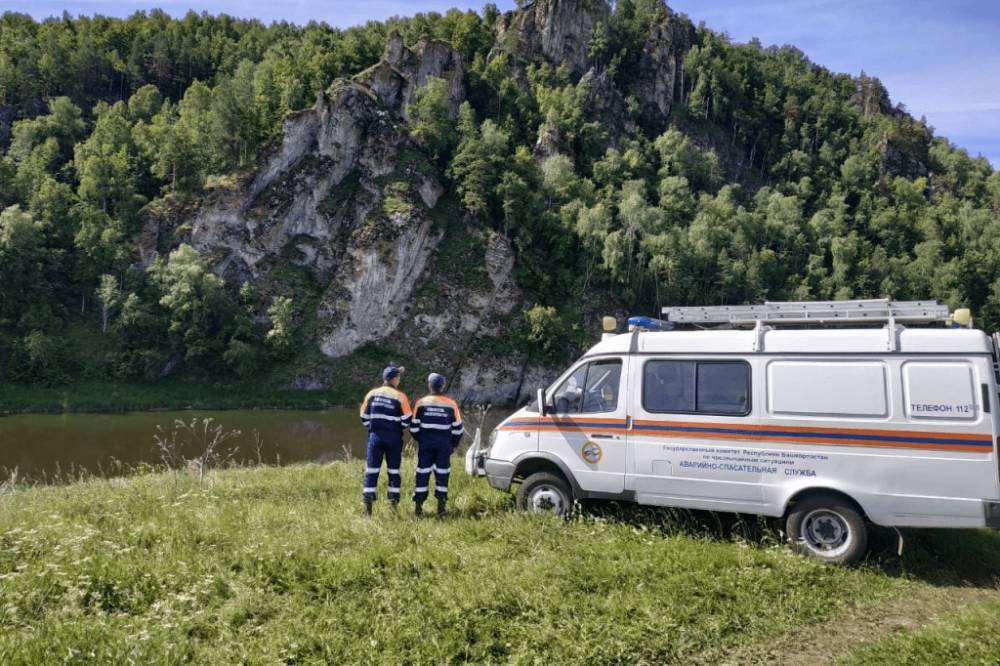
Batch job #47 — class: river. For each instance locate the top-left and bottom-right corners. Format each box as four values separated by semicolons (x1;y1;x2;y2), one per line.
0;408;504;482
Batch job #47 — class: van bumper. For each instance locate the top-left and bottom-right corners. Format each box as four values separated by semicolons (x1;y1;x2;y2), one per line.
986;500;1000;529
484;458;515;492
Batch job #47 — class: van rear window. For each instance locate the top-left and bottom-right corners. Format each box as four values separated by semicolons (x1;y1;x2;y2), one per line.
903;362;978;420
643;360;750;416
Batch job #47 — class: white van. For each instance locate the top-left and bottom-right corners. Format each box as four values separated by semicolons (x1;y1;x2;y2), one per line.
467;300;1000;563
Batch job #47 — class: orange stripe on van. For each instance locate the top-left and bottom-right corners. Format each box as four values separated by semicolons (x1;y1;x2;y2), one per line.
497;416;993;452
631;419;991;439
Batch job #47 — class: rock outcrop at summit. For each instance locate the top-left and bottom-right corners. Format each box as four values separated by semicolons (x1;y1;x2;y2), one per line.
492;0;610;77
491;0;694;134
355;32;466;122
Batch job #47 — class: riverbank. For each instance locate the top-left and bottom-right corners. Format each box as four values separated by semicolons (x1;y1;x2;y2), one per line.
1;462;998;663
0;339;450;415
0;380;345;415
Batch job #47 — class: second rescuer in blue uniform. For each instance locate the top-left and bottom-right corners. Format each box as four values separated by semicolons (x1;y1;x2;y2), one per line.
359;365;412;514
410;373;463;517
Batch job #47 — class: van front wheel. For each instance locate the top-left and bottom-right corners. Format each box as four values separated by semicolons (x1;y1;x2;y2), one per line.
516;472;572;516
786;494;868;564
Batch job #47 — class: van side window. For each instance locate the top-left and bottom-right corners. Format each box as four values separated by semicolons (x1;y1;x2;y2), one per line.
553;359;623;414
768;361;888;418
643;360;750;416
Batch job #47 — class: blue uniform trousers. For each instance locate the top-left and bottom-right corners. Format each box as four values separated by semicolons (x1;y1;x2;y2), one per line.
413;442;451;503
362;434;402;502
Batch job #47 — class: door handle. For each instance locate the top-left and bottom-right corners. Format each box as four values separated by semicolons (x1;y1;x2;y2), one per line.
590;433;614;439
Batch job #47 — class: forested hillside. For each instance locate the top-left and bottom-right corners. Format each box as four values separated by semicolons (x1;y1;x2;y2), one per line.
1;1;998;401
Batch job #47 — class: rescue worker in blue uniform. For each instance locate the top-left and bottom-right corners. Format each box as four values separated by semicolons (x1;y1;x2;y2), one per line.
359;365;412;515
410;373;463;517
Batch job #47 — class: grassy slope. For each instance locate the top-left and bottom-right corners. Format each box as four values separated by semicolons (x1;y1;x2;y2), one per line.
1;462;998;664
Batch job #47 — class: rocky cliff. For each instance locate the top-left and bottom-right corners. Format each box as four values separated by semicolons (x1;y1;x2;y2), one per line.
138;2;702;403
491;0;610;77
141;31;552;403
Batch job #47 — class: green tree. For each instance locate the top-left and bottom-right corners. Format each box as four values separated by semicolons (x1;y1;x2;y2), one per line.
408;76;455;165
74;102;145;224
127;84;164;122
95;273;122;333
524;304;571;364
8;96;85;164
147;244;230;362
266;296;296;354
210;60;271;168
448;102;509;216
17;330;68;385
0;205;50;326
134;80;218;192
223;338;260;377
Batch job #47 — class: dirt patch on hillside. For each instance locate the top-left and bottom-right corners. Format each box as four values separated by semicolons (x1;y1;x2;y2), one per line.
690;583;1000;666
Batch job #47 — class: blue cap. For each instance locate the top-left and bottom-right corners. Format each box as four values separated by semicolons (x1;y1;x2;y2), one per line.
427;373;446;391
383;366;402;381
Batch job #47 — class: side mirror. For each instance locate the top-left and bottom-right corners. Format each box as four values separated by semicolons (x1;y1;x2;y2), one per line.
537;388;547;417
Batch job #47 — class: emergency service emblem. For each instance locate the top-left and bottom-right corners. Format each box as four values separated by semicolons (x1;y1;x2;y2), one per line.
581;441;602;464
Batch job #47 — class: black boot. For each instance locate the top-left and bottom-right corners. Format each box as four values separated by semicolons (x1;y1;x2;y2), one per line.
363;500;373;516
414;501;423;517
436;498;446;518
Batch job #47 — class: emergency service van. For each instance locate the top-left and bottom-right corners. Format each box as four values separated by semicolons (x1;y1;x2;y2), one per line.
466;299;1000;563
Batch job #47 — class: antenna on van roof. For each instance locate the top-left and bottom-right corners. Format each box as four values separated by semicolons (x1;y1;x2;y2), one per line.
661;299;953;327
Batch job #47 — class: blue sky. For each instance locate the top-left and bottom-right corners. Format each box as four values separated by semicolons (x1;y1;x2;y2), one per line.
10;0;998;168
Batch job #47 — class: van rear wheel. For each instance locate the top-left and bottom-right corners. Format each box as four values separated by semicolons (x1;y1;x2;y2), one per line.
786;494;868;564
516;472;572;517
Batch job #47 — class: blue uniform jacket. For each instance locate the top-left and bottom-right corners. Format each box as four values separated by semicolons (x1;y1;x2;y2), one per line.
359;386;412;446
410;395;464;449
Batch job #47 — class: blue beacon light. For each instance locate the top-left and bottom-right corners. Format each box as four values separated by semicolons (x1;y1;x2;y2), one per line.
627;316;675;332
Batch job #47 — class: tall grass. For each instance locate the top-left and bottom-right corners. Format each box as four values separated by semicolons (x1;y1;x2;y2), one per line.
7;457;995;663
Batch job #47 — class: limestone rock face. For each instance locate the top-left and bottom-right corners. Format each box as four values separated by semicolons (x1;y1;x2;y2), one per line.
142;29;553;403
402;231;547;405
355;32;466;121
186;83;406;281
492;0;610;77
315;208;441;358
153;37;469;361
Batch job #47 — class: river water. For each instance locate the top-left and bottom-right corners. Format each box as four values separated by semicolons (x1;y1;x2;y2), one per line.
0;408;504;482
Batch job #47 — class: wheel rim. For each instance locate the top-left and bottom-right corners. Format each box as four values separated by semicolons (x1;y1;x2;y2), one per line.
801;508;852;557
528;484;566;514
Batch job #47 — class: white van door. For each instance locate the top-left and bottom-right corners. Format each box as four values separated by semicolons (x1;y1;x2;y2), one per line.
626;357;765;509
542;357;628;495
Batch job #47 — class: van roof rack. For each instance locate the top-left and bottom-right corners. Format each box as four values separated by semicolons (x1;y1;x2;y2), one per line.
662;299;952;327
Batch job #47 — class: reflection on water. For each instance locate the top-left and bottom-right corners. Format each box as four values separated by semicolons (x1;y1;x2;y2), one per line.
0;408;505;482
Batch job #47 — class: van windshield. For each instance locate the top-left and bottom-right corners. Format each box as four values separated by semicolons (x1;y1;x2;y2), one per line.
553;359;622;414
